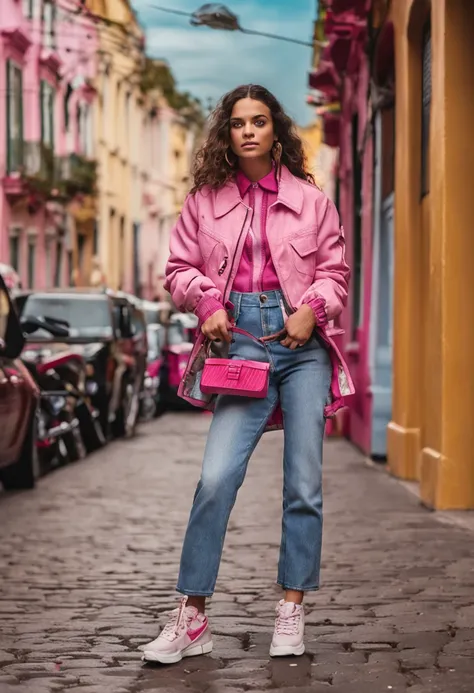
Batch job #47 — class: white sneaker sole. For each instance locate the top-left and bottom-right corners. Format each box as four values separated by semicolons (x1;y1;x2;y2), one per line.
269;642;305;657
142;639;213;664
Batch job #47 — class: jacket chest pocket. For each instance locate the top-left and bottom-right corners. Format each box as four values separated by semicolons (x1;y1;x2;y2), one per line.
198;227;229;276
287;232;319;278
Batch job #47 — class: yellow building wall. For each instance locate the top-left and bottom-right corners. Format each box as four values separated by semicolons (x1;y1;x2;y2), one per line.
297;119;323;182
169;118;191;218
388;0;474;509
87;0;143;291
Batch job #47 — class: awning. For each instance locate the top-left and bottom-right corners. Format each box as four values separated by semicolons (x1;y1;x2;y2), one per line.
308;59;341;100
322;112;341;148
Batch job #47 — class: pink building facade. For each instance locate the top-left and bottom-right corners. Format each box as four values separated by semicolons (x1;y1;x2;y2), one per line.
0;0;98;290
310;0;395;457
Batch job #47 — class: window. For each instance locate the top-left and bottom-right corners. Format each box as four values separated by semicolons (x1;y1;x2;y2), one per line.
93;222;98;254
101;71;109;138
54;241;63;287
43;0;57;51
67;250;74;286
27;239;36;288
352;114;363;339
45;237;53;288
22;0;40;19
64;82;73;132
124;93;131;154
78;102;93;157
6;61;24;174
77;233;86;274
23;0;33;18
9;234;20;273
40;80;55;149
421;20;431;197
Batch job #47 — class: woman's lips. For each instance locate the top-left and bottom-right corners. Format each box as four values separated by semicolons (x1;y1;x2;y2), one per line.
241;142;259;148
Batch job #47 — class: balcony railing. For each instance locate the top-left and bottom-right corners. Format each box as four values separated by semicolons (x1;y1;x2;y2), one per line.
3;144;97;200
55;154;97;197
3;141;54;198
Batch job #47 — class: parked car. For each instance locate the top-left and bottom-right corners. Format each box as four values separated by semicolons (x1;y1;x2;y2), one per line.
143;323;166;417
170;312;199;343
0;274;40;490
159;314;195;410
14;288;145;440
141;300;172;327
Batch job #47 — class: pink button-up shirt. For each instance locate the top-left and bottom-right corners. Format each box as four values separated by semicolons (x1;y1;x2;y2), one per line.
194;168;326;326
232;167;280;293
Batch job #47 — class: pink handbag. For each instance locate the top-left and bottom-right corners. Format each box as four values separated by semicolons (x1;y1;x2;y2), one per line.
200;327;278;398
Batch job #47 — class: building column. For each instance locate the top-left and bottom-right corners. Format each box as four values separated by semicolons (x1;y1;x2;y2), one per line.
419;0;474;509
387;0;427;480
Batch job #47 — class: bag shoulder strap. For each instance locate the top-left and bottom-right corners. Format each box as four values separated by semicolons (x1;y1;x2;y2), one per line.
230;326;286;345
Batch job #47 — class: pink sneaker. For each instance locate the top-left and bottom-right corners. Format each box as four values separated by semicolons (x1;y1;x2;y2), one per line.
141;597;213;664
269;599;305;657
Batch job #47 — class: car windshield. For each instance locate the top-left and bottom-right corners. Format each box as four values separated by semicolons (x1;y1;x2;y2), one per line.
147;327;165;360
21;295;113;339
167;323;186;345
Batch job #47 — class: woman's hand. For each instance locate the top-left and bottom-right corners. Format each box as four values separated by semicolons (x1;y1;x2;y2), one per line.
281;305;316;349
201;309;232;343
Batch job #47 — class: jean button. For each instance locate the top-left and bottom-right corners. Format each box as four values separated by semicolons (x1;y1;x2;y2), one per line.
259;294;268;303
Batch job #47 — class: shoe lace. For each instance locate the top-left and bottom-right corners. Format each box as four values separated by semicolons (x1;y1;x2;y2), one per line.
275;607;301;636
160;597;193;641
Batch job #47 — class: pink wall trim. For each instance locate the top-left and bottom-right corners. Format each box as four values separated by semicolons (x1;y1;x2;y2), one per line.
334;52;374;454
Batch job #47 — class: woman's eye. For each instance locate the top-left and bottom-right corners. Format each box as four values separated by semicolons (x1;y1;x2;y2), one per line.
231;122;242;128
255;120;266;127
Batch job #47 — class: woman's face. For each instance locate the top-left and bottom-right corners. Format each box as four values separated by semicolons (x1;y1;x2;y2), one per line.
229;98;275;161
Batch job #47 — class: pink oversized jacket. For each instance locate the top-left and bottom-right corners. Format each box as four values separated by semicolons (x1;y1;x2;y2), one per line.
164;164;354;426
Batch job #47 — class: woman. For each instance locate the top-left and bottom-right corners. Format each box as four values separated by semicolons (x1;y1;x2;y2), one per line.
141;85;353;664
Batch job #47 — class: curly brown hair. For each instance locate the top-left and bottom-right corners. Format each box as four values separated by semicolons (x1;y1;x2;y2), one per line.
190;84;315;193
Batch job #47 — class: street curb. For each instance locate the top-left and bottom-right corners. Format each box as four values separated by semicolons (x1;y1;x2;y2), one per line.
364;456;474;534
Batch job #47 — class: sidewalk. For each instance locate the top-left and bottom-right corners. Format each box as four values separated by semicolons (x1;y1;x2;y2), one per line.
0;413;473;692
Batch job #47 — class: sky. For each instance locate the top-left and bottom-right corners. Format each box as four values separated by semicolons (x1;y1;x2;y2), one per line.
130;0;317;126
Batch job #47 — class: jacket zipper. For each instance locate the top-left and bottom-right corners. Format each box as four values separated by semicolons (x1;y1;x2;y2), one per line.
218;256;228;276
265;204;295;314
223;207;250;302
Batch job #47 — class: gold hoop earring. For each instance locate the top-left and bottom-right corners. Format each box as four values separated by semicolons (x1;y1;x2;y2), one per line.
225;149;235;167
272;141;283;174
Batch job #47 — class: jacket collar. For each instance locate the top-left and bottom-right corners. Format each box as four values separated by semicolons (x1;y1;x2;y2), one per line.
213;164;304;218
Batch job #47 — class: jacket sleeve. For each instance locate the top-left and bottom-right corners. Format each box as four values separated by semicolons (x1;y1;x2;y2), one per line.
164;193;225;321
300;196;350;325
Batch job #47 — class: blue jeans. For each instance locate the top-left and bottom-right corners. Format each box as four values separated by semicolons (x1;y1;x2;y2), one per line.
177;290;332;596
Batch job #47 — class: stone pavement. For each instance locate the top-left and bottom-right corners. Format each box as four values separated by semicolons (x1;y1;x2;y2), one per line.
0;413;474;693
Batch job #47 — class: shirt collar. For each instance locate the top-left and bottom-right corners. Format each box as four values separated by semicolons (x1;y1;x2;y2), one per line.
235;165;278;198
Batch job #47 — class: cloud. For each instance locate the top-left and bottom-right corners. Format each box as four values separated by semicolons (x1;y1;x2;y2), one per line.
132;0;315;124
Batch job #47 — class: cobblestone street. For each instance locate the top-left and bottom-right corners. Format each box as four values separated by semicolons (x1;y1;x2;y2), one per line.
0;413;473;693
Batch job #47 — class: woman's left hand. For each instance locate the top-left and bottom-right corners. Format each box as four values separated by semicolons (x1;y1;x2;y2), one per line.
281;305;316;350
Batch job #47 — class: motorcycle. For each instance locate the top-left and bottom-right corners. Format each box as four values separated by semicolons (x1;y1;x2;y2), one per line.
20;315;105;468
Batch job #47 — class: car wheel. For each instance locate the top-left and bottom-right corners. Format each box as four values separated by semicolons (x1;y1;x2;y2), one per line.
0;412;39;490
112;379;139;438
76;401;106;453
63;425;87;462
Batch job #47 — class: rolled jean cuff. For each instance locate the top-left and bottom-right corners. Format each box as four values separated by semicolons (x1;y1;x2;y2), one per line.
176;586;213;597
194;296;225;324
303;296;328;327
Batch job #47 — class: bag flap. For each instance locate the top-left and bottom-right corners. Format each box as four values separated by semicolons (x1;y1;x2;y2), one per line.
204;358;269;371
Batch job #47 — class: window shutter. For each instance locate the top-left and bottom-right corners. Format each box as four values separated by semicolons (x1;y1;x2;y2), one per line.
6;61;11;173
